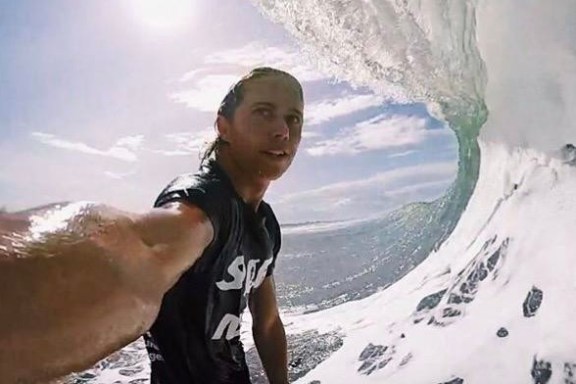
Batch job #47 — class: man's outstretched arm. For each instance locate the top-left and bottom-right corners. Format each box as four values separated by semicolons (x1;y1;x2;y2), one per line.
0;202;212;384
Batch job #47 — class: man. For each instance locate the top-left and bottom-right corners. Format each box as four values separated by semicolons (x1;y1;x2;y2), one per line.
0;67;303;384
145;67;303;383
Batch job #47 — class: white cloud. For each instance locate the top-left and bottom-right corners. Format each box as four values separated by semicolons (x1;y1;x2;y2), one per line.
171;42;331;113
306;94;385;126
302;131;322;139
204;42;328;83
306;114;450;156
170;74;239;112
273;162;457;222
103;170;137;180
150;128;216;156
115;135;145;151
150;149;195;157
179;68;208;83
388;150;417;158
31;132;142;162
384;179;454;197
277;162;456;204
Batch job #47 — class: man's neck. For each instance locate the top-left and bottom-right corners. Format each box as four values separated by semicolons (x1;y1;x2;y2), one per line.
215;154;270;211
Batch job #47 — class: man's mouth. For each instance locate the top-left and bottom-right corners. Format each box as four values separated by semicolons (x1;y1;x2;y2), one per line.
263;150;289;158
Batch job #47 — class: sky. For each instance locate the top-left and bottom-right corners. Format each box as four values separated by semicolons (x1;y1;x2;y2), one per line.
0;0;458;223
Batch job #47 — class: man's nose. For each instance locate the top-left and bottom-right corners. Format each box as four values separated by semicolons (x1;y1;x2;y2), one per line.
272;118;290;140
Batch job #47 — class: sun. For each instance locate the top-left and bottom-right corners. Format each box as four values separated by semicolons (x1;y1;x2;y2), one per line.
125;0;197;31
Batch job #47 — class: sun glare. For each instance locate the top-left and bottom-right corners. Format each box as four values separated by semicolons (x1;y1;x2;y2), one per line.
126;0;197;32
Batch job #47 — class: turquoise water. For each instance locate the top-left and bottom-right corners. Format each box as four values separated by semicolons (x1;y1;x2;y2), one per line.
275;101;486;311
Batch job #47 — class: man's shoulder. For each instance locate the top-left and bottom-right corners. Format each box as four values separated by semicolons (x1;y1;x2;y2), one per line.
260;201;279;227
162;172;224;194
260;201;281;249
154;166;234;209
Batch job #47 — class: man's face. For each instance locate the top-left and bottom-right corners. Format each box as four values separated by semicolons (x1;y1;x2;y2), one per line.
219;75;304;181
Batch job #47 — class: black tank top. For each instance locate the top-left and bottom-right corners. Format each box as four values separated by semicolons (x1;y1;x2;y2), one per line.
144;160;281;384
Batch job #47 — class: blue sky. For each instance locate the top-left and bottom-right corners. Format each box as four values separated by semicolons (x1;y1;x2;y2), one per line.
0;0;457;223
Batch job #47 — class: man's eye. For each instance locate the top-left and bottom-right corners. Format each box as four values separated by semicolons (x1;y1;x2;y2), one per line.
287;115;302;125
256;108;273;118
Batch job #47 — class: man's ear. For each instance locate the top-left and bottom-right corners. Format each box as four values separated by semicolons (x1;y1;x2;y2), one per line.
216;115;232;143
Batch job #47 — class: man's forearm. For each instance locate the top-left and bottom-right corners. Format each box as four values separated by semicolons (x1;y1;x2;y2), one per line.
0;210;164;383
0;202;210;383
253;316;289;384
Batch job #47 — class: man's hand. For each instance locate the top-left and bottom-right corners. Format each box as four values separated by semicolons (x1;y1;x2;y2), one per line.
250;276;289;384
0;201;212;384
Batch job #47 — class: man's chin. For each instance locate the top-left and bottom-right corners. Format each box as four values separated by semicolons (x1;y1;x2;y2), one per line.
256;165;289;182
261;170;286;182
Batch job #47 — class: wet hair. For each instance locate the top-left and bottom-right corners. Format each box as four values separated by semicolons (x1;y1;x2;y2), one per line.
199;67;303;166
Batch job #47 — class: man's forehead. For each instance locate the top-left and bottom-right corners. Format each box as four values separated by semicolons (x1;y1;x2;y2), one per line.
243;76;303;103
